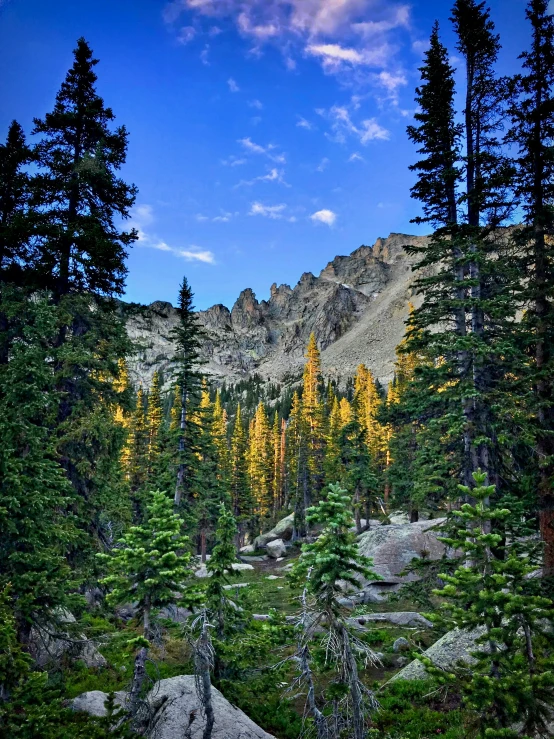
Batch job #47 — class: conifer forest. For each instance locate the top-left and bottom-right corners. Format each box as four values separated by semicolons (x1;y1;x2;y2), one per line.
4;1;554;737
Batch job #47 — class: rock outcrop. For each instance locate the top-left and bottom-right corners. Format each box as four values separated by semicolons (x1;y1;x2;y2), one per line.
253;512;295;550
125;233;429;389
392;627;487;681
147;676;275;738
30;609;107;669
72;676;274;738
356;518;448;591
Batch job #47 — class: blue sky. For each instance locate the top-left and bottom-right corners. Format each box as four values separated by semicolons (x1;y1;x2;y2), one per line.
0;0;539;310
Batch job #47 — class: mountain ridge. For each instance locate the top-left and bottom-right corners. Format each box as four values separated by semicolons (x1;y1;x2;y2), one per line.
125;232;430;390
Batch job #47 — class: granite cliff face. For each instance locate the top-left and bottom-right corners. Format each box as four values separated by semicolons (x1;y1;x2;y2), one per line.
125;232;429;389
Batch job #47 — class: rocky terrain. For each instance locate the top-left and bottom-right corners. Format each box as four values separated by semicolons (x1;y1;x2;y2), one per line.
125;232;430;389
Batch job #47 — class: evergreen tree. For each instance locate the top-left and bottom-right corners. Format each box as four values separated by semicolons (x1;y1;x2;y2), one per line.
301;333;325;507
0;293;78;645
172;276;204;507
430;471;554;736
248;402;274;523
206;504;240;639
194;386;228;561
230;405;253;546
0;120;34;289
507;0;554;574
291;484;381;739
146;370;163;478
127;386;148;513
99;490;194;717
29;38;137;570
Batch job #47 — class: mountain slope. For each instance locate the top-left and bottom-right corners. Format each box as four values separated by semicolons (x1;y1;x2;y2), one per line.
125;232;429;389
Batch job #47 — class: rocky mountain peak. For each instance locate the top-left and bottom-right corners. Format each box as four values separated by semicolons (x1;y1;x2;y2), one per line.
125;232;430;390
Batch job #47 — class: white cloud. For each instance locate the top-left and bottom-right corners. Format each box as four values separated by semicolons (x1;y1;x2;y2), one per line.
196;213;210;221
348;152;364;162
249;201;287;219
306;43;363;67
360;118;389;142
178;247;216;263
164;0;412;82
239;136;267;154
228;77;240;92
177;26;196;44
316;157;330;172
221;155;247;166
296;116;313;130
322;104;390;144
237;168;289;187
238;137;286;163
310;209;337;226
132;204;155;225
131;203;215;263
378;70;407;94
249;99;264;109
213;211;234;222
353;5;410;36
200;44;210;64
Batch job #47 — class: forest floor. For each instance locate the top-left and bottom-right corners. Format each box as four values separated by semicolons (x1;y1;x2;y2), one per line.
61;551;468;739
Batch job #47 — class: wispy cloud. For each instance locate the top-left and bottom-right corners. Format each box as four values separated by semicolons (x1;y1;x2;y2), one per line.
310;208;337;226
221;155;247;166
236;167;290;187
177;26;196;44
249;201;287;219
348;152;365;162
306;43;363;68
316;157;330;172
248;99;263;109
320;104;390;144
131;204;216;264
238;137;286;163
164;0;412;86
228;77;240;92
296;116;313;130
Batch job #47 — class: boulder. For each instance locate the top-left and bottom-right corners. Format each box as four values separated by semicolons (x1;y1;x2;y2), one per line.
266;538;287;559
30;609;107;669
230;562;254;572
240;544;255;554
71;690;127;717
393;637;411;652
146;675;274;738
346;612;433;629
254;513;294;549
356;518;449;587
73;676;275;738
392;626;487;681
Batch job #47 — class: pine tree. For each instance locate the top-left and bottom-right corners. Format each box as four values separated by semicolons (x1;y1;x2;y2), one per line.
271;411;285;518
291;484;381;739
0;294;78;646
430;471;554;736
230;405;253;545
28;38;137;570
194;385;229;562
206;504;240;640
301;334;325;507
248;402;274;522
507;0;554;574
99;490;194;717
0;120;34;289
127;386;148;512
286;391;309;537
146;370;163;478
172;276;204;507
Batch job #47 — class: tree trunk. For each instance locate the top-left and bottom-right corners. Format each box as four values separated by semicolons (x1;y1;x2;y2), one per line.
128;604;150;718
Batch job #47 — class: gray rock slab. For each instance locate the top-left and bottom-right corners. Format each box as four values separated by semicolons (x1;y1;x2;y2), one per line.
392;626;487;681
146;675;275;738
